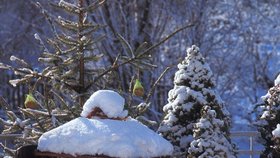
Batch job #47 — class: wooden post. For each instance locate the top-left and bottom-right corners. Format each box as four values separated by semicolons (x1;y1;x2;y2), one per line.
249;136;253;158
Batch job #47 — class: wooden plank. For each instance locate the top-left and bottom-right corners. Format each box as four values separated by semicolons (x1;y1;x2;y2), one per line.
230;131;259;137
237;150;262;154
34;151;112;158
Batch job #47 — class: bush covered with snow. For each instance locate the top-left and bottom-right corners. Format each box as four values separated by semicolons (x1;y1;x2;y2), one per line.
256;78;280;157
272;124;280;155
158;45;232;156
188;106;236;158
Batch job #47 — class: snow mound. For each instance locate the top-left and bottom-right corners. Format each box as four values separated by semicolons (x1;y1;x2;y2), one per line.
81;90;127;118
38;117;173;157
272;124;280;138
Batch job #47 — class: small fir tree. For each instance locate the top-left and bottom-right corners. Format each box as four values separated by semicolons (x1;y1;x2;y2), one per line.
158;45;231;156
188;106;236;158
0;0;107;154
255;76;280;158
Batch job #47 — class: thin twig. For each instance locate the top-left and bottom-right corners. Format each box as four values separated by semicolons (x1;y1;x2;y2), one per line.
128;75;136;108
92;22;196;84
0;96;13;111
145;67;171;104
0;143;16;156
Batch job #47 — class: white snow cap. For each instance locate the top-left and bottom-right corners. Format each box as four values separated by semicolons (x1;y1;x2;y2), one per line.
275;74;280;85
81;90;128;118
38;117;173;157
272;124;280;138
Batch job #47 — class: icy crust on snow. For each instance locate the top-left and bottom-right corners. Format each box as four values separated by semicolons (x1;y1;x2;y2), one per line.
272;124;280;138
188;107;236;158
81;90;128;118
38;117;173;157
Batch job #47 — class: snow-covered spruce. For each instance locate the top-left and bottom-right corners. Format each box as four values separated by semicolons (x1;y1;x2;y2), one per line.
158;45;231;156
272;124;280;155
256;77;280;157
38;90;173;157
188;106;236;158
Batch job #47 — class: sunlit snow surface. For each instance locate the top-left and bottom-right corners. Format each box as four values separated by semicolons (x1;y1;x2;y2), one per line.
38;117;173;157
81;90;128;118
272;124;280;138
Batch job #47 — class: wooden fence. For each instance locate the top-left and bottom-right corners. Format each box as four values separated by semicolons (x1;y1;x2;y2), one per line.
230;131;262;158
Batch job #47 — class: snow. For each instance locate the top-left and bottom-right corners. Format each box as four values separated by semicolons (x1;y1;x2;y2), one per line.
180;135;193;149
34;33;40;40
59;0;77;9
188;106;236;158
274;74;280;85
80;36;87;41
81;90;128;118
158;45;232;156
163;86;207;113
37;117;173;157
272;124;280;138
260;110;270;119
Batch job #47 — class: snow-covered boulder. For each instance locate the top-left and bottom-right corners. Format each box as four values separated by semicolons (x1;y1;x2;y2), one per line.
81;90;128;119
37;117;173;157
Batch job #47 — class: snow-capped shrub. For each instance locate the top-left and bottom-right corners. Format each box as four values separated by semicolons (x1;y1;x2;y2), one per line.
158;45;232;156
188;106;236;158
256;78;280;157
272;124;280;155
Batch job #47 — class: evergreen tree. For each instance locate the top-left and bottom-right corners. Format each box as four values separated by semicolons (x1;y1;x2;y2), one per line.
0;0;107;155
0;0;162;156
0;0;194;156
158;45;231;156
188;106;236;158
272;124;280;156
255;76;280;157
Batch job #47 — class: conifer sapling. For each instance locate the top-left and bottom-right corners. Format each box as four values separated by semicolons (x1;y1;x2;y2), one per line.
158;45;231;156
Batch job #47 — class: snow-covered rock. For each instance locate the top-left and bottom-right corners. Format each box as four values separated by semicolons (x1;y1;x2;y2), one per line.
81;90;128;118
272;124;280;138
38;117;173;158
